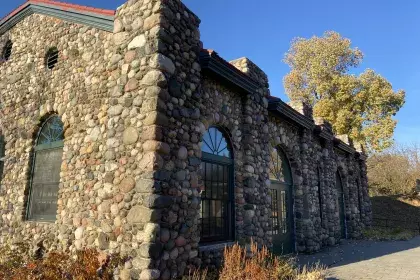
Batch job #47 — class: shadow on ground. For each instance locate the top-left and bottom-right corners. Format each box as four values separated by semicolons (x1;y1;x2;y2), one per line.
297;236;420;279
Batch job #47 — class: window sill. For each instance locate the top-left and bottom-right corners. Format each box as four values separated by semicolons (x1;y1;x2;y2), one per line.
25;220;56;224
199;241;236;252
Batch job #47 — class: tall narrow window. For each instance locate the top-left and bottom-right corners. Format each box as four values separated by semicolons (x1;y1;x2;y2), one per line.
27;115;64;221
269;146;294;254
0;135;5;188
200;127;234;243
317;167;323;224
45;47;59;70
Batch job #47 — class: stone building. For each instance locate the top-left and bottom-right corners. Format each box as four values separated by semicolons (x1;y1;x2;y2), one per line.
0;0;372;279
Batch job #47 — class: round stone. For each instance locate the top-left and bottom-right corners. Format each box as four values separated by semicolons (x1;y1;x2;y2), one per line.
128;34;146;50
74;227;84;240
139;269;160;280
140;70;167;87
123;127;138;145
175;236;186;247
120;177;135;193
108;105;123;116
124;78;138;92
160;228;170;243
170;248;178;259
177;146;188;160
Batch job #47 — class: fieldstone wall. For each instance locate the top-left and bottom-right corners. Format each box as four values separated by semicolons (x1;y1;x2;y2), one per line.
0;0;372;279
0;13;114;253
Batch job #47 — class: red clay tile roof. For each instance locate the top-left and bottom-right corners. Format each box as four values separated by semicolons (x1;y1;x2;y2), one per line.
1;0;115;24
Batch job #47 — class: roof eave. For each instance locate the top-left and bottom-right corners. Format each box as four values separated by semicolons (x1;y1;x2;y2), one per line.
268;99;315;130
333;138;356;155
0;1;114;35
200;50;260;95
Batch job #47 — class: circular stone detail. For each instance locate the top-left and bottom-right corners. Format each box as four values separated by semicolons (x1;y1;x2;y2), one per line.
123;127;139;145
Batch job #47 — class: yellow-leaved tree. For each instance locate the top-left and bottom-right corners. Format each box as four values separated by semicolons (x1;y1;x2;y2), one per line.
284;31;405;152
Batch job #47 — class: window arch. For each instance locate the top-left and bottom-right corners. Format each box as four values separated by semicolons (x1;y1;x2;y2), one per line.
200;126;234;243
27;115;64;221
202;126;232;158
269;146;292;184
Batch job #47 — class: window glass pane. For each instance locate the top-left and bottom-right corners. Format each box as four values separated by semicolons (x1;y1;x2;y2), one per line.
200;138;233;242
37;116;64;145
270;189;279;235
211;164;218;199
281;191;287;234
201;127;231;158
28;115;63;221
269;147;292;184
29;148;62;220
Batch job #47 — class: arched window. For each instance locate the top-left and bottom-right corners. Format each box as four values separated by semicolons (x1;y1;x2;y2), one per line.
200;127;233;243
27;115;64;221
269;146;294;254
336;171;346;238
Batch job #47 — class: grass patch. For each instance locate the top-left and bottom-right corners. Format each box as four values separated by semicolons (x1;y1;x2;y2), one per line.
363;227;417;241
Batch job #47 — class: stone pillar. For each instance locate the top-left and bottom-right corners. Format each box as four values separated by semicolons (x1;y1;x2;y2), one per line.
109;0;201;279
346;154;360;238
230;57;272;248
288;101;317;252
314;118;339;246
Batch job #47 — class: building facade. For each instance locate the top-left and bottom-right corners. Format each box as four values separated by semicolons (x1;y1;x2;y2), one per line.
0;0;372;279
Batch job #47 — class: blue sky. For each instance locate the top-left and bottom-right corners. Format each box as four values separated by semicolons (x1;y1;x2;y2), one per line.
1;0;419;144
